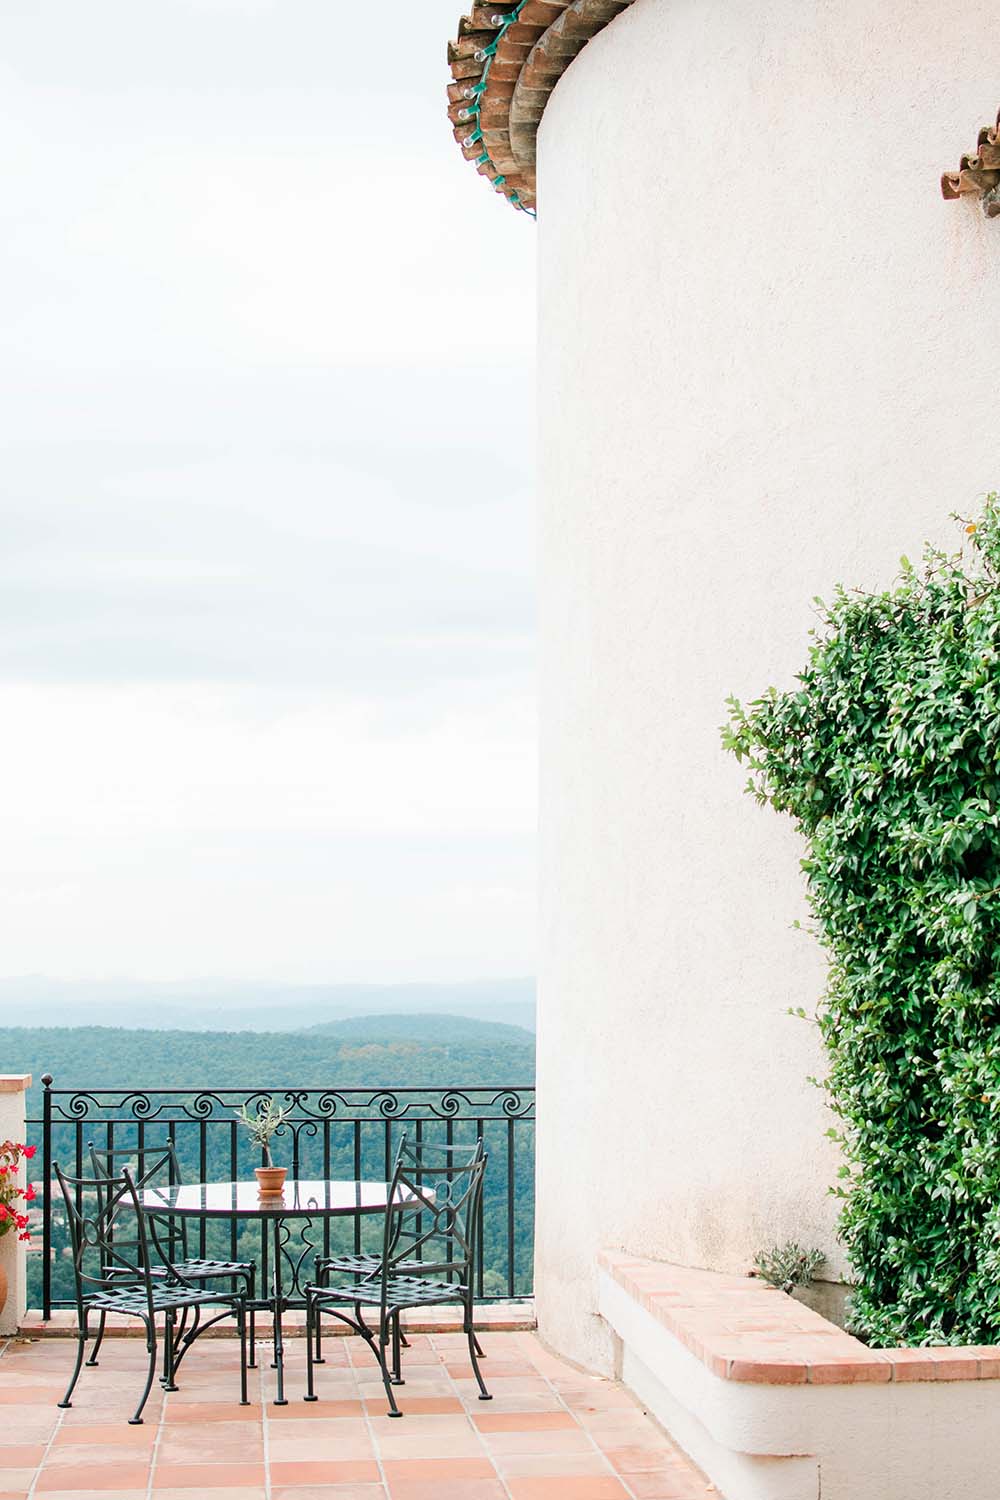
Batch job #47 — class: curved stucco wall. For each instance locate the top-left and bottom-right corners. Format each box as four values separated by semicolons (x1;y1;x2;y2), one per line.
535;0;1000;1372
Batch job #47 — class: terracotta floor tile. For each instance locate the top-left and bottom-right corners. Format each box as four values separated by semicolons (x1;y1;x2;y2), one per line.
506;1479;629;1500
480;1429;593;1456
154;1491;266;1500
362;1396;461;1415
494;1454;613;1480
269;1461;381;1486
53;1422;156;1445
272;1400;365;1420
474;1411;576;1433
157;1426;265;1462
271;1489;386;1500
152;1461;267;1488
375;1431;484;1460
0;1387;63;1404
624;1475;716;1499
605;1445;681;1473
0;1471;34;1496
381;1458;496;1486
0;1447;44;1468
36;1492;147;1500
37;1464;152;1491
46;1442;160;1468
268;1438;376;1463
384;1484;506;1500
162;1401;262;1423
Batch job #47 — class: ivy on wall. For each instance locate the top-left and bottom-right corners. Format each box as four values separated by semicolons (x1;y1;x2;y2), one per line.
722;500;1000;1345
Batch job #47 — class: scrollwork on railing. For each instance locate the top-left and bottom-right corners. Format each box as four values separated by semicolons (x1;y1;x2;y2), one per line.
45;1086;534;1124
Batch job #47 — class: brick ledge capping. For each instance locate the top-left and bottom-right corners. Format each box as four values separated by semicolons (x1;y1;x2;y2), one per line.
0;1075;31;1093
599;1250;1000;1385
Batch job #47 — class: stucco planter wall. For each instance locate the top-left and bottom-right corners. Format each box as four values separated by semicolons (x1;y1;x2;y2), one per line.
599;1253;1000;1500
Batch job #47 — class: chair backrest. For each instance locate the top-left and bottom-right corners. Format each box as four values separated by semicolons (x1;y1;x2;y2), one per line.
88;1139;189;1264
382;1136;486;1289
53;1162;156;1315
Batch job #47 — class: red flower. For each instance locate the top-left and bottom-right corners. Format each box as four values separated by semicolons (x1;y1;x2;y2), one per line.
22;1146;36;1160
23;1183;35;1202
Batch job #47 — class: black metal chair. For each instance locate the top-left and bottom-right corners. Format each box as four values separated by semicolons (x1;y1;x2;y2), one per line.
87;1139;256;1369
304;1139;490;1416
54;1162;249;1425
311;1133;485;1363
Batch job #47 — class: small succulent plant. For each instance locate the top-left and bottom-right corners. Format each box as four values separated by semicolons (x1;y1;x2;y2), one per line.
752;1242;826;1296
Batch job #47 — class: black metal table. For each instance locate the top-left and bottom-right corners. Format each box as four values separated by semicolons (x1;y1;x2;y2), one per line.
139;1178;398;1404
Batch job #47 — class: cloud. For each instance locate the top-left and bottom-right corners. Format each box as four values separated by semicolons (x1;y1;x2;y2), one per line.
0;0;537;983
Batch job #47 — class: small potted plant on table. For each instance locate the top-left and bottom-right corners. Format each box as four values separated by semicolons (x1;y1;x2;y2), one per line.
236;1099;288;1195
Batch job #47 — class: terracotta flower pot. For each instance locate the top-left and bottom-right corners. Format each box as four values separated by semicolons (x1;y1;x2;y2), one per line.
254;1166;287;1196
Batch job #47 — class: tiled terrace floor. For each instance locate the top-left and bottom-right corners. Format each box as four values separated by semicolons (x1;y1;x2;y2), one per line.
0;1329;717;1500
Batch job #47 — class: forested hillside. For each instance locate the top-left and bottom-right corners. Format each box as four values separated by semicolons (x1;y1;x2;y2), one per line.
0;1017;535;1310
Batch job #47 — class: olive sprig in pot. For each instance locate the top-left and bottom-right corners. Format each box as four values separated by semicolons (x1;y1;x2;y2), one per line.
236;1098;288;1195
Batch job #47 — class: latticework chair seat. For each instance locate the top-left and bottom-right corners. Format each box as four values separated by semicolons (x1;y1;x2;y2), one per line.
86;1284;243;1316
316;1251;451;1279
169;1257;254;1282
319;1274;466;1308
316;1252;380;1277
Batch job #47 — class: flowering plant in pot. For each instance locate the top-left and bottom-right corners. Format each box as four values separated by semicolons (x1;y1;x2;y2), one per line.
236;1100;288;1194
0;1141;36;1316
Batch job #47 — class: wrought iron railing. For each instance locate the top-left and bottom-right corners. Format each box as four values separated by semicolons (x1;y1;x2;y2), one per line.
31;1077;535;1318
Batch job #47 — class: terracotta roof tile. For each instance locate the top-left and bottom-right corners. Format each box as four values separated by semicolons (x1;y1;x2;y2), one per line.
942;108;1000;216
447;0;635;214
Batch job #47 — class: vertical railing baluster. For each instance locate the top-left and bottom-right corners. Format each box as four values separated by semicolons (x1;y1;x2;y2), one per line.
476;1117;484;1300
507;1117;515;1299
199;1121;208;1258
73;1124;84;1269
323;1121;331;1261
414;1117;423;1263
353;1122;362;1255
229;1120;238;1263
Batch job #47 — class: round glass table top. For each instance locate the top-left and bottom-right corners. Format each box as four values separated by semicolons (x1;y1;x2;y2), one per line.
139;1179;401;1219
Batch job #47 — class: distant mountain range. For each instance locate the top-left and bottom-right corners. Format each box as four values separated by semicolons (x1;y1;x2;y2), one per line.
0;976;536;1033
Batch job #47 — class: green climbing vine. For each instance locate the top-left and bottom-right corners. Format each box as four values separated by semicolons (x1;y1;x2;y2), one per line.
723;499;1000;1345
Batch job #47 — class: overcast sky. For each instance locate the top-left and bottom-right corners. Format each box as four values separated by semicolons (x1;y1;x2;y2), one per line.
0;0;537;985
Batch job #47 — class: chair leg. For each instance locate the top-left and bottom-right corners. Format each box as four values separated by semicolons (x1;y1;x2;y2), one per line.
130;1324;158;1426
391;1312;404;1385
248;1267;257;1369
57;1316;88;1410
304;1293;318;1402
162;1312;179;1393
85;1309;106;1367
312;1259;325;1363
171;1303;200;1379
238;1301;249;1406
465;1299;491;1401
364;1313;401;1418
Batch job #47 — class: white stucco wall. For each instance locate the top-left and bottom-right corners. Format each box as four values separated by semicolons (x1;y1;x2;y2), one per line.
534;0;1000;1372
